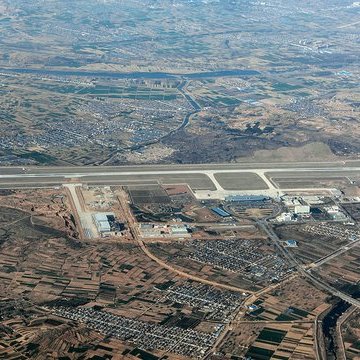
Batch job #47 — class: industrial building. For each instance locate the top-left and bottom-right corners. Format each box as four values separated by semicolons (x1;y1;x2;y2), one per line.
285;240;298;247
276;212;294;222
294;205;311;215
171;225;191;237
212;207;231;217
139;223;190;238
93;213;114;236
325;206;348;221
282;196;302;207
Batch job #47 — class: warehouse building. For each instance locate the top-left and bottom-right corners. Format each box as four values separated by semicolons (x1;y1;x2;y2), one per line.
93;213;115;235
212;207;231;217
285;240;298;247
294;205;311;215
139;223;190;238
225;195;269;203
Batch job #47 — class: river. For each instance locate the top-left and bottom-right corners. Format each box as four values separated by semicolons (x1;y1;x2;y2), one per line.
0;67;260;80
322;286;360;359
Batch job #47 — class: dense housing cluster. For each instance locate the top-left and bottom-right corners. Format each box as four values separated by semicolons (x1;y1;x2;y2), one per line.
162;283;245;321
186;239;292;282
52;306;220;358
302;223;360;242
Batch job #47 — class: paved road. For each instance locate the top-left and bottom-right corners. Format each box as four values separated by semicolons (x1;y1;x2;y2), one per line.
116;188;253;294
258;220;360;308
64;184;96;239
310;238;360;269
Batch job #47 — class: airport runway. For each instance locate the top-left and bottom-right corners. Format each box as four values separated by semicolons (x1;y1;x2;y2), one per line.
0;161;359;198
1;159;360;176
